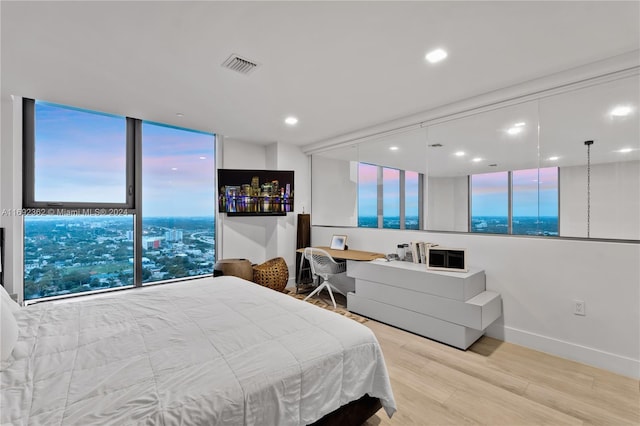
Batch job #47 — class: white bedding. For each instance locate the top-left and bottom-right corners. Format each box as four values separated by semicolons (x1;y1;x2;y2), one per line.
1;276;396;425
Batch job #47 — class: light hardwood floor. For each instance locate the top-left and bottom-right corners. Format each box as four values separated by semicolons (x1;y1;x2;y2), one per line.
309;293;640;425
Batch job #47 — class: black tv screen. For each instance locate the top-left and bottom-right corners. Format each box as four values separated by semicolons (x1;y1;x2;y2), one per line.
427;247;468;272
218;169;294;216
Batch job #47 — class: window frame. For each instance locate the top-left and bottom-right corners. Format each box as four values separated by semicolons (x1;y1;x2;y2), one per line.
21;98;216;302
22;98;135;211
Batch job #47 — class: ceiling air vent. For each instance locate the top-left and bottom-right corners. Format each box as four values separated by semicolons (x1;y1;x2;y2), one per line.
221;54;259;75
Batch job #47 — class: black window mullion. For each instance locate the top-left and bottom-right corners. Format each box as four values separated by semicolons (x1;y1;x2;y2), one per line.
22;98;36;207
133;119;143;287
126;118;136;208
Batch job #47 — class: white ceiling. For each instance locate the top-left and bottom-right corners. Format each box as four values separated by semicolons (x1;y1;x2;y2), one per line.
2;1;639;147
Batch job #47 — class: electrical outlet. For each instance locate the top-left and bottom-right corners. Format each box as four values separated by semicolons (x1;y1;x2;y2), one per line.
574;300;585;316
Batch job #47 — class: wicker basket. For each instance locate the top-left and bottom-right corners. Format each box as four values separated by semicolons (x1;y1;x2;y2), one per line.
252;257;289;292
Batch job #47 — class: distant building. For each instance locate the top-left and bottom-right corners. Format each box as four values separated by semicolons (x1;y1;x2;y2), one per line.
142;237;161;250
165;229;183;242
126;230;134;241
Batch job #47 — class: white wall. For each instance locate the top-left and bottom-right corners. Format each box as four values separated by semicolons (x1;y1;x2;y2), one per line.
219;139;310;282
0;97;24;299
270;142;311;281
560;161;640;239
312;225;640;379
217;139;269;264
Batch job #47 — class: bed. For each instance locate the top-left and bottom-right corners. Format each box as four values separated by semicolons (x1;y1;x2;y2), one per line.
0;276;396;425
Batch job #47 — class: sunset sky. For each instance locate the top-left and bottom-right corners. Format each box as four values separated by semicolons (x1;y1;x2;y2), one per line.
358;164;421;220
471;168;558;217
34;101;215;217
360;162;558;221
35;102;128;203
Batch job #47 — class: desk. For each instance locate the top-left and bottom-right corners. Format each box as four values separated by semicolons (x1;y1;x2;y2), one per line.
296;246;385;261
295;247;385;292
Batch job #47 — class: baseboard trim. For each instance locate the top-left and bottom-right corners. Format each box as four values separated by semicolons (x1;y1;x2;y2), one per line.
485;325;640;379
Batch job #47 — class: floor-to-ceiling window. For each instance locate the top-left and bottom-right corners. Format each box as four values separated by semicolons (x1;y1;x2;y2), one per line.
22;100;215;301
141;122;215;284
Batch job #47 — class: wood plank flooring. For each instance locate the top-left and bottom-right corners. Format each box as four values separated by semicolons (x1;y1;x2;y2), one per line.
363;320;639;426
307;292;640;425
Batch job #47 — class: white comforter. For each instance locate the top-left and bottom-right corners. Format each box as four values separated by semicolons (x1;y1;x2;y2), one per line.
1;276;396;425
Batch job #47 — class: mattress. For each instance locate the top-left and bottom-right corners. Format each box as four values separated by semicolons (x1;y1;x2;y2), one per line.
1;276;396;425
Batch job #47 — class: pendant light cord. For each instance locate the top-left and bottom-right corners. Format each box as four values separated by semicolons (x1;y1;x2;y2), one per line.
584;140;594;238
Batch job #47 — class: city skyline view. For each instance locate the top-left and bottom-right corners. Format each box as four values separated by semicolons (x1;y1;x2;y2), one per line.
25;100;217;301
24;216;215;300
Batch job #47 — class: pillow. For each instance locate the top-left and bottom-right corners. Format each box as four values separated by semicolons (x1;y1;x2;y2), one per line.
0;285;20;315
1;297;19;363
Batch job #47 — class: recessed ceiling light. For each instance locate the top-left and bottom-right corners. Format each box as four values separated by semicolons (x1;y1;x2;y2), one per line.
199;156;207;160
176;113;184;117
617;148;633;153
507;126;523;135
425;48;448;64
472;157;483;163
389;146;399;151
171;167;178;171
454;151;465;157
285;116;298;125
514;122;526;127
610;106;632;117
548;156;559;161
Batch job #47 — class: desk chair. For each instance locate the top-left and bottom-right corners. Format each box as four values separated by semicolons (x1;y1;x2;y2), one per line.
303;247;346;309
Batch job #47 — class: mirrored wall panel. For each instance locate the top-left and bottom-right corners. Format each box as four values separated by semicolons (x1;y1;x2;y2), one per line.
425;100;540;233
311;145;358;226
539;75;640;240
311;128;427;228
310;72;639;241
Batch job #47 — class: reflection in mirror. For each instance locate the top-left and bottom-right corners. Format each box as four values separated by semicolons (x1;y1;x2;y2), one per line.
470;171;509;234
357;128;427;229
311;145;358;226
358;163;378;228
539;75;640;240
310;72;638;241
425;101;540;232
357;128;428;174
311;127;427;228
511;167;558;236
